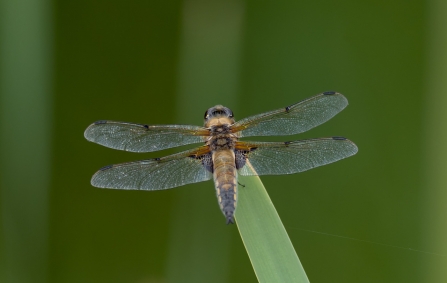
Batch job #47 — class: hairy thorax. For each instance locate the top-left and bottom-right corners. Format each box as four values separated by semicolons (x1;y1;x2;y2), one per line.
205;117;238;151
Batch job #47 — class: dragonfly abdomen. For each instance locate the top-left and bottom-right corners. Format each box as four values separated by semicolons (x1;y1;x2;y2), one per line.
212;150;238;224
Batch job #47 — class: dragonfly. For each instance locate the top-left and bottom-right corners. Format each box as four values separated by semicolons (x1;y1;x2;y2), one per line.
84;91;358;224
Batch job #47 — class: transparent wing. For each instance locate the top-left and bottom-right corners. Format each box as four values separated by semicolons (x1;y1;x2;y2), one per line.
84;120;209;152
232;92;348;137
237;137;358;176
91;146;212;190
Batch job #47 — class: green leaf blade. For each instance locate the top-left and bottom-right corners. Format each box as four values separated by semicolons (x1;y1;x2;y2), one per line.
235;175;309;283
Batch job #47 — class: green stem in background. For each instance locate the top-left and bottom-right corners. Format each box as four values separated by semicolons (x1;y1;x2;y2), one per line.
235;174;310;283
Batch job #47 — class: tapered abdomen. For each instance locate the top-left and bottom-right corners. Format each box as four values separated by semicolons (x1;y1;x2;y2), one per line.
212;150;237;224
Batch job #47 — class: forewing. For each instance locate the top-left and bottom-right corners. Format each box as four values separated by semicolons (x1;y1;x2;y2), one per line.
84;121;209;152
237;137;358;176
232;92;348;137
91;146;212;190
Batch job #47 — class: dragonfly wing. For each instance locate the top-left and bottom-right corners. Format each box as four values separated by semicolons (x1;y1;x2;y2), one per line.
232;92;348;137
84;121;209;152
237;137;358;176
91;146;213;190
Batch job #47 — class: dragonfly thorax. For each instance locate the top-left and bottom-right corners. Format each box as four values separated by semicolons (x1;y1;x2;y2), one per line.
207;124;237;151
210;124;231;135
209;135;235;151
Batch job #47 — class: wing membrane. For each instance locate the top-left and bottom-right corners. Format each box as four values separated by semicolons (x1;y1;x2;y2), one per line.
237;137;358;176
84;121;208;152
232;92;348;137
91;146;212;190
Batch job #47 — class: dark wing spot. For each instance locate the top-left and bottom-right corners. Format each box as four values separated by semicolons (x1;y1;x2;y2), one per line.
323;91;336;95
332;136;346;140
154;157;161;161
99;164;113;171
235;148;257;170
284;141;291;146
138;124;149;130
235;150;247;170
285;106;291;112
94;120;107;125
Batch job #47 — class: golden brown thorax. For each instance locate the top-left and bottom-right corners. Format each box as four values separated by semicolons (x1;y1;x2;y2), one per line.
203;105;237;151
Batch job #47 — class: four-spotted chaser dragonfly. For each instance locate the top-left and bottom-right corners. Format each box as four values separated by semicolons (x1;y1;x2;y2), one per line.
84;92;358;224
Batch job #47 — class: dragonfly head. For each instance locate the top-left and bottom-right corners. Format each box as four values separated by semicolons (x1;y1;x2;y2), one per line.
204;105;235;125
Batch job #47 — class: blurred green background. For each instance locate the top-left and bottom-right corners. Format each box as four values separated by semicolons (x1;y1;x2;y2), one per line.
1;0;447;282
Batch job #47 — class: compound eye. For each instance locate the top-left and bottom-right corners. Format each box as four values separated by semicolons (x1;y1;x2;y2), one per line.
229;110;234;118
204;110;209;119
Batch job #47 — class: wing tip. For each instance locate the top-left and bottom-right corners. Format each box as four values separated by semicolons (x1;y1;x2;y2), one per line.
89;165;113;188
322;91;349;107
331;136;359;155
84;120;107;141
